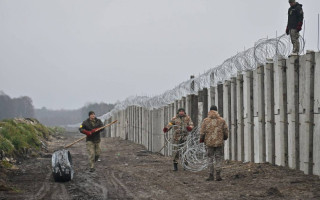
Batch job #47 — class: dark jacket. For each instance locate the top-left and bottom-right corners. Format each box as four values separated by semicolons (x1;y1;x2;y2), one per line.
287;3;304;29
79;117;104;142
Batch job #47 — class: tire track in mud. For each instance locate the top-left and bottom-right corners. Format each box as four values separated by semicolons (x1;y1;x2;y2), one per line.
4;135;320;200
62;137;135;200
30;159;71;200
104;169;137;200
32;170;51;199
64;145;109;200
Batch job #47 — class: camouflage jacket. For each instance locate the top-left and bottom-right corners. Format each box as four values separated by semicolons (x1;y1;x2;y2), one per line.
200;110;229;147
166;114;194;141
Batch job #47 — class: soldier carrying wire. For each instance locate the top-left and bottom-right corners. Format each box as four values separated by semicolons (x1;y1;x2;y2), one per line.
163;108;194;171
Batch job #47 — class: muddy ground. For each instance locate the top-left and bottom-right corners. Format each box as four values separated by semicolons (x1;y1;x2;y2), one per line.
1;132;320;200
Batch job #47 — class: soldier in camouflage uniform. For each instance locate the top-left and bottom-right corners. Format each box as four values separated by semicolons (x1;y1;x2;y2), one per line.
286;0;304;55
79;111;105;172
200;105;228;181
163;108;194;171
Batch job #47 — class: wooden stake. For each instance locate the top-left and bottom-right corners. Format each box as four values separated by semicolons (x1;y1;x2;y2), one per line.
64;120;118;149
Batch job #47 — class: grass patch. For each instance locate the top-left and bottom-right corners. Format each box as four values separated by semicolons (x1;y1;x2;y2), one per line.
0;160;13;169
0;118;57;158
0;135;14;154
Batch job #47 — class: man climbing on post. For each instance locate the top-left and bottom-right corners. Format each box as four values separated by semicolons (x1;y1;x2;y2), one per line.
200;105;228;181
163;108;194;171
79;111;105;172
286;0;304;55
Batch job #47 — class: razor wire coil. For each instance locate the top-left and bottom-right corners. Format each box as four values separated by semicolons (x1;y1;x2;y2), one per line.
99;34;304;120
79;34;305;172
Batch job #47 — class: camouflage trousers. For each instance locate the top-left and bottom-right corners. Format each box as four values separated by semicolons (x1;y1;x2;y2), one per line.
207;146;223;175
290;29;300;53
172;138;186;164
86;141;101;169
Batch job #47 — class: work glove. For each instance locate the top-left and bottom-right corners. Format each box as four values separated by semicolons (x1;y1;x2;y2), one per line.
200;138;204;143
186;126;193;132
297;22;302;32
163;127;168;133
286;26;289;35
92;128;99;133
82;130;92;136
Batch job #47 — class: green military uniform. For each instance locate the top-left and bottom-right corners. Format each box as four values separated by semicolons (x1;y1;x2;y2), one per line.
79;117;104;170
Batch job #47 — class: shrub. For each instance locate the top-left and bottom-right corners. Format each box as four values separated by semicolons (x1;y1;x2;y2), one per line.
0;119;53;157
0;135;14;154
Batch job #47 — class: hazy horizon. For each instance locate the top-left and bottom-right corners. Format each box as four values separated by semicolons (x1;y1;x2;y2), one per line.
1;0;319;110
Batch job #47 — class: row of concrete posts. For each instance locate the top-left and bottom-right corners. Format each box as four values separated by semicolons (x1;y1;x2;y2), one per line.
104;51;320;176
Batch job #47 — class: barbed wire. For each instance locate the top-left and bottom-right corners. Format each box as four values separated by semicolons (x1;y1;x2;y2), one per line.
97;34;305;121
94;34;306;172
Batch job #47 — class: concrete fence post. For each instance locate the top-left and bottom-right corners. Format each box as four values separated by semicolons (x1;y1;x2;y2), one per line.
237;74;244;162
162;106;169;155
198;90;204;126
186;95;191;117
265;60;276;165
152;109;163;153
112;115;116;138
258;65;266;163
137;107;141;144
223;80;231;160
217;84;224;116
313;52;320;176
148;109;153;151
181;97;186;110
132;107;135;142
124;108;128;140
278;58;289;167
203;88;209;117
209;86;216;109
168;103;174;156
190;94;199;127
231;77;238;161
253;69;260;162
287;55;300;170
244;70;254;162
299;51;315;174
130;106;134;141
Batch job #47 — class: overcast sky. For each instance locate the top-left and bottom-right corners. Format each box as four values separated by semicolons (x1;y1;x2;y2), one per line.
1;0;319;110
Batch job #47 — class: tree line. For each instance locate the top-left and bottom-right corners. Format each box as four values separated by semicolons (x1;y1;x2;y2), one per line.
34;102;115;126
0;91;34;120
0;91;114;126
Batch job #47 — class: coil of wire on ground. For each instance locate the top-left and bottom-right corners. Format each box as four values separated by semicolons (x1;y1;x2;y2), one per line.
164;126;208;172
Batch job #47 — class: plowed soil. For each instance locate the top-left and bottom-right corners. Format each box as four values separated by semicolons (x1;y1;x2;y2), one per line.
1;132;320;200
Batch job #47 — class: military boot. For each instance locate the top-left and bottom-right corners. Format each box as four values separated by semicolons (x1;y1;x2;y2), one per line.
173;163;178;171
206;173;214;181
216;170;222;181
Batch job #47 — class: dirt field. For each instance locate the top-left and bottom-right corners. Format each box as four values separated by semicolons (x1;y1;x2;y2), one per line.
1;132;320;200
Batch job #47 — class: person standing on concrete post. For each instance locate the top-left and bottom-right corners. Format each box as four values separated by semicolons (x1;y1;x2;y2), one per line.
163;108;194;171
286;0;304;55
79;111;105;172
200;105;228;181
